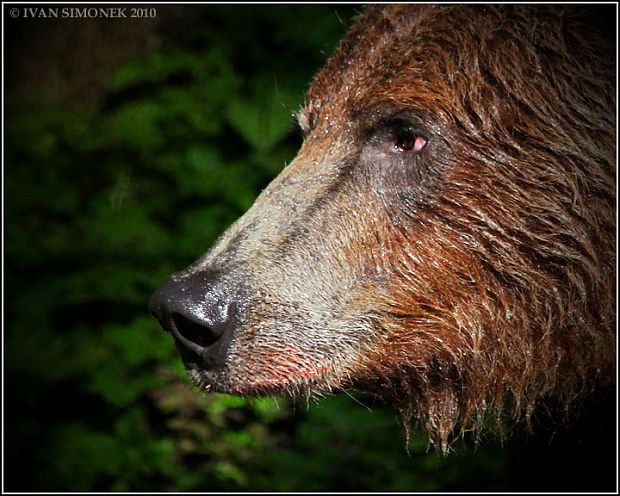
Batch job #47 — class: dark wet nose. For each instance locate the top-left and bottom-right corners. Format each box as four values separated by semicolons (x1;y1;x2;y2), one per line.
149;272;237;370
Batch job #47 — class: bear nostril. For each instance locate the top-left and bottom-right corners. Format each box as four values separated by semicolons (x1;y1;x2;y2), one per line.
150;272;238;370
171;312;220;349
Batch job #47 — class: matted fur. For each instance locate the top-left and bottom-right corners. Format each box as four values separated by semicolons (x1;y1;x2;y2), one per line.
154;5;616;451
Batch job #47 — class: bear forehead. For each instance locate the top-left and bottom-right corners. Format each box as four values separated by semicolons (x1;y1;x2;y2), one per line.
299;4;436;134
299;4;577;136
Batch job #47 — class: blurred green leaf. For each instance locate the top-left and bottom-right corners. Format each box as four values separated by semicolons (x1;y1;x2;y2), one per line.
225;74;301;152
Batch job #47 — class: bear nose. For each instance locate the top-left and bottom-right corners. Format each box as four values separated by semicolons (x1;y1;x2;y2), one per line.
149;272;237;370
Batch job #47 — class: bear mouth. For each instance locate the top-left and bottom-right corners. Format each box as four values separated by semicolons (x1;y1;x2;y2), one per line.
181;345;342;398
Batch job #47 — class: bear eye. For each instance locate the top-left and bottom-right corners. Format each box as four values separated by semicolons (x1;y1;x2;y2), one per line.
393;127;427;153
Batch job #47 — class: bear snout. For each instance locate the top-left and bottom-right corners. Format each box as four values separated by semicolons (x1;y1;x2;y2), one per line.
150;271;238;370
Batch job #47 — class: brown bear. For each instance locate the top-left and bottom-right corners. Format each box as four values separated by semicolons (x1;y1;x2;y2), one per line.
150;4;615;455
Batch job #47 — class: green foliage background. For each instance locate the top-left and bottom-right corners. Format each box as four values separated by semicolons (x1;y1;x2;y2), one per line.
4;5;511;491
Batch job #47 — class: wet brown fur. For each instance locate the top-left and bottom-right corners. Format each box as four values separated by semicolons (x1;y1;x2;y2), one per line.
162;5;616;451
301;3;616;450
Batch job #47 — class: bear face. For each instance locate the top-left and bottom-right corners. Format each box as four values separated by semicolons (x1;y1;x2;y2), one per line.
150;4;615;449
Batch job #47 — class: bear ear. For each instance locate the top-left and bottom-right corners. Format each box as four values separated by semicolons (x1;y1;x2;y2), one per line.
295;107;310;136
295;105;317;138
